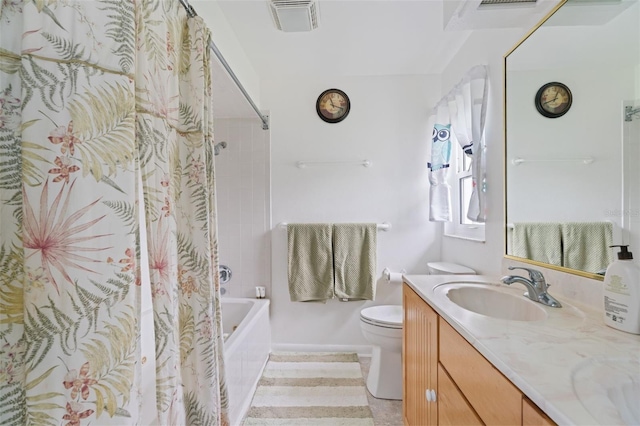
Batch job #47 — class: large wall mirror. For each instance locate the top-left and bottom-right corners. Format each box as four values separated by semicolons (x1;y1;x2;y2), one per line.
504;0;640;280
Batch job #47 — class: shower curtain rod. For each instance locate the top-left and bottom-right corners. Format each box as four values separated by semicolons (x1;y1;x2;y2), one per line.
178;0;270;130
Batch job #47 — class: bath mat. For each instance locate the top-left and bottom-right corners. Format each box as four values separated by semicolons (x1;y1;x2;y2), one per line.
242;352;374;425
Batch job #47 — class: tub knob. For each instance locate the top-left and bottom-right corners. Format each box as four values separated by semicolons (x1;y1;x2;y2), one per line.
219;265;232;284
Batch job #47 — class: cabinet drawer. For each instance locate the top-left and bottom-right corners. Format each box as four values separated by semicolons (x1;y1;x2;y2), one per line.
438;363;483;426
439;319;521;425
523;397;556;426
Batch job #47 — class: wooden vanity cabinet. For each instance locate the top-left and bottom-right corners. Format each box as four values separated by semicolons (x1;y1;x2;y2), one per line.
402;283;556;426
403;284;438;425
523;397;555;426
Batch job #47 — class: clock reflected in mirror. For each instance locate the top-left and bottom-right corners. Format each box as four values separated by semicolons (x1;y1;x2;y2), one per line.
316;88;350;123
535;82;572;118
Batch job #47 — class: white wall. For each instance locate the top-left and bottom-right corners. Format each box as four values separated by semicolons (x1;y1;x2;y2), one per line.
443;8;639;281
440;28;525;275
205;0;638;349
506;67;634;230
193;0;262;109
214;118;271;298
265;75;442;349
503;0;639;238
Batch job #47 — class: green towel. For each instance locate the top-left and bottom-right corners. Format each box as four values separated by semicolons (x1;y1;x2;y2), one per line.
561;222;613;273
333;223;377;301
511;222;562;267
287;223;334;302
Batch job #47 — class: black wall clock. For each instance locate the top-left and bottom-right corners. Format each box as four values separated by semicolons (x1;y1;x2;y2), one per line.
316;89;350;123
535;82;572;118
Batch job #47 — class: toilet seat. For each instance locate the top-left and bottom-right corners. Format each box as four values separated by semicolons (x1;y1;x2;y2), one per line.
360;305;403;329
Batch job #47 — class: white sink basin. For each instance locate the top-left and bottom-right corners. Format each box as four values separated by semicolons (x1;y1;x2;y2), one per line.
435;283;548;321
572;356;640;425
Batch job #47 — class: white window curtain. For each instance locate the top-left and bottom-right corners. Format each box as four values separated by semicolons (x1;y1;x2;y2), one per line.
427;65;489;223
427;103;454;222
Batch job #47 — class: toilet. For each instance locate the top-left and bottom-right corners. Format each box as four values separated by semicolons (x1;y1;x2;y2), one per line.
427;261;476;276
359;262;475;400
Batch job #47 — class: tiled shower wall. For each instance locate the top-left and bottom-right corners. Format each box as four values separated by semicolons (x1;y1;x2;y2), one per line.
214;118;271;298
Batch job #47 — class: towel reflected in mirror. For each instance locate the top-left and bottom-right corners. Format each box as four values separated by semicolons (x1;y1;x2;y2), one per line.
509;222;613;274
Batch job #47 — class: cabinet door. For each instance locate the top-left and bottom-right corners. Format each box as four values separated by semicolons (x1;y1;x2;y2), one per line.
523;397;555;426
439;319;522;425
403;283;438;425
438;363;484;426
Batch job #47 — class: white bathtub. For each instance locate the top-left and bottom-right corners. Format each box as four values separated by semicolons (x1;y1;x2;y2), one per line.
222;297;271;426
139;297;269;426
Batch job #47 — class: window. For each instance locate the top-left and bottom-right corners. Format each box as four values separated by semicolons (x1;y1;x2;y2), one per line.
444;140;485;241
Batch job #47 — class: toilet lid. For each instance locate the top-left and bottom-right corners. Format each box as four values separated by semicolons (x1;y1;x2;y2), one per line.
428;262;476;275
360;305;403;328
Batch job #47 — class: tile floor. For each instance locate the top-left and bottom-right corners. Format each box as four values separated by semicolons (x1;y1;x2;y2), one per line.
358;356;403;426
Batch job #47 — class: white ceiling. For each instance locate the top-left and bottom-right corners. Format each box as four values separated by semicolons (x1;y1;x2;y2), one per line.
208;0;474;79
199;0;559;118
509;0;639;70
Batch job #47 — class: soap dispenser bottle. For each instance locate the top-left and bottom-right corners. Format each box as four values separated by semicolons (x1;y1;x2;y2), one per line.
603;245;640;334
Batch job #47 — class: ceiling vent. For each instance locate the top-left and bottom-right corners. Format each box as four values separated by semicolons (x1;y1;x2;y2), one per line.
269;0;319;32
479;0;536;5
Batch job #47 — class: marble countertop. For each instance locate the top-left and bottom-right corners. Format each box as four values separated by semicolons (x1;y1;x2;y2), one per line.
403;274;640;426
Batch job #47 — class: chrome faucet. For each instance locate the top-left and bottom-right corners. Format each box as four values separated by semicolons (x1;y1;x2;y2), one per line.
500;266;562;308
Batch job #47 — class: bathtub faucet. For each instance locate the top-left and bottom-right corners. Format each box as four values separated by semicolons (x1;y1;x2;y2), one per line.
219;265;232;283
214;141;227;156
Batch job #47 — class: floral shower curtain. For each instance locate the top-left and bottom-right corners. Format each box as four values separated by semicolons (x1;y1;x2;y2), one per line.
0;1;227;425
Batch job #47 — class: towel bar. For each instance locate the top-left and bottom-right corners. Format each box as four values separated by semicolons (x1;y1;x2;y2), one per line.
296;160;371;168
277;222;391;231
511;157;594;166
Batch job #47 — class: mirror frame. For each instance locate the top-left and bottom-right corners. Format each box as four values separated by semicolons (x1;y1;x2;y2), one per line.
502;0;605;281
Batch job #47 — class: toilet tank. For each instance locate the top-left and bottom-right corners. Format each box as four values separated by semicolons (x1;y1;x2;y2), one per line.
427;262;476;275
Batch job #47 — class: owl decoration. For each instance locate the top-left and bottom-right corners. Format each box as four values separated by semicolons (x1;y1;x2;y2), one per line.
428;123;452;172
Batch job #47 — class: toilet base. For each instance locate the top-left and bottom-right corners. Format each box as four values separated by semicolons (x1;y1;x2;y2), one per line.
366;346;402;400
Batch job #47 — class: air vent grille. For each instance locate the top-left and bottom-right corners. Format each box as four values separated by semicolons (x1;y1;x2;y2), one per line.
480;0;536;4
269;0;318;32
